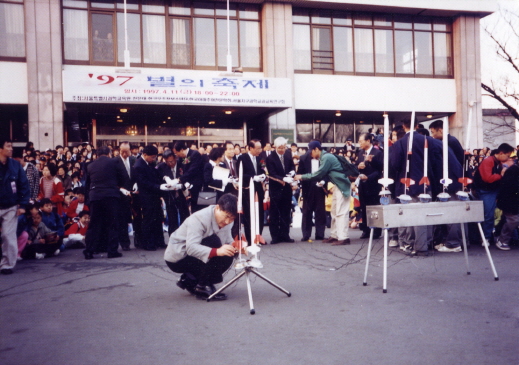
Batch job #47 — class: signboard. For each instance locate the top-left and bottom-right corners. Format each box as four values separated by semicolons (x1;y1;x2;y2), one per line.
271;129;295;145
63;65;292;108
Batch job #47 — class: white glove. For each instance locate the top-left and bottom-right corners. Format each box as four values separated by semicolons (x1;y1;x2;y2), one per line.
132;183;138;192
316;180;325;188
291;181;298;187
174;184;183;190
288;170;296;177
184;182;193;190
253;174;266;183
160;183;174;191
164;176;174;185
283;177;294;184
221;176;229;186
120;188;131;196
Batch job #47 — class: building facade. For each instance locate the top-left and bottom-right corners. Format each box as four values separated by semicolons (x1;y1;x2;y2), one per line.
0;0;496;150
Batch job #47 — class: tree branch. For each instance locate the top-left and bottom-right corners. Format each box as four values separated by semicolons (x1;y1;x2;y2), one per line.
481;82;519;121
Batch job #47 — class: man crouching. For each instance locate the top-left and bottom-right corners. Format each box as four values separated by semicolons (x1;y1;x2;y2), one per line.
165;194;238;301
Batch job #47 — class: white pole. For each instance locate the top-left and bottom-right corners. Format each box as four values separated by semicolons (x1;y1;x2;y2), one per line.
383;114;389;180
123;0;130;68
226;0;232;73
408;111;415;153
465;102;474;151
443;116;449;186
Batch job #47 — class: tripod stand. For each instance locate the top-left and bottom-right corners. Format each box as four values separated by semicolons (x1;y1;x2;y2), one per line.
207;259;291;315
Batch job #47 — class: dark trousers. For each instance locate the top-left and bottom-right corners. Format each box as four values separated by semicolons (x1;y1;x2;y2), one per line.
117;195;132;249
190;187;202;213
242;191;264;244
359;187;382;237
164;193;189;235
166;235;234;286
85;197;120;255
132;194;143;248
21;242;61;259
269;191;292;242
140;195;165;249
301;188;326;239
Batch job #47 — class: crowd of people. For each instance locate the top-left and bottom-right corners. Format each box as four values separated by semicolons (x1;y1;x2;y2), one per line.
1;128;517;297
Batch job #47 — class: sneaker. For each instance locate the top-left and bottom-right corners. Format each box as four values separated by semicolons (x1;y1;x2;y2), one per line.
35;253;45;259
389;239;398;247
495;240;511;251
436;244;462;253
54;249;60;256
400;244;412;253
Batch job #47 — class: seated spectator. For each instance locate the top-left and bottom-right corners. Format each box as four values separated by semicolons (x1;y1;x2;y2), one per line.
63;211;90;249
16;203;40;260
67;187;89;220
71;172;82;189
40;198;65;247
21;211;61;260
38;162;65;215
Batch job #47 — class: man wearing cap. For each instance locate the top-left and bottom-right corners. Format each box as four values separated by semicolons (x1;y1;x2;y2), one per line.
133;145;166;251
0;139;30;274
295;141;352;246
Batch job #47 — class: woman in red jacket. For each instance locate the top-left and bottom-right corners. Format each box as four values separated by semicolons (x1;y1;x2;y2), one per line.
38;163;65;216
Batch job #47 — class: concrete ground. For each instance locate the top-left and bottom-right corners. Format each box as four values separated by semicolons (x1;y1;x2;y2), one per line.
1;227;518;365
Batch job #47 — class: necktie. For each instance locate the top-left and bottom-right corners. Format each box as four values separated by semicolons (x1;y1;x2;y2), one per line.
251;155;257;173
229;160;235;177
124;158;130;178
279;154;285;171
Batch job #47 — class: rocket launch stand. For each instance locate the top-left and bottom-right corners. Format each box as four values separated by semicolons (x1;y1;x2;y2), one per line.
363;200;499;293
207;258;291;314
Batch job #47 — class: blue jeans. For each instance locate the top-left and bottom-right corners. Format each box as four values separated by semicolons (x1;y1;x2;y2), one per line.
477;189;498;240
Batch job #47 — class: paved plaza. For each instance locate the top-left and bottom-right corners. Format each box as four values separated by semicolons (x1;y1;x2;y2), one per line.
1;228;518;365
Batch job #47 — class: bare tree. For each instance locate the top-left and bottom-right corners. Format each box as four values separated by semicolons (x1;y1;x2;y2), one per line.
481;7;519;121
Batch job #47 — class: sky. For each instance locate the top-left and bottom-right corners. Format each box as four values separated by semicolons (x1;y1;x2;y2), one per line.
480;0;519;109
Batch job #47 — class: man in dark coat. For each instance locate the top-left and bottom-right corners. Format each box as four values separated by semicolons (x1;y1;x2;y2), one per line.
83;146;125;259
357;133;383;239
173;141;204;213
114;141;136;250
297;142;326;242
133;145;166;251
266;137;296;244
237;139;265;244
495;161;519;251
156;150;189;235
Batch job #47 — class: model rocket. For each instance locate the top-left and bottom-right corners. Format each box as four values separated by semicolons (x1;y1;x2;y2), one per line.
418;137;431;202
378;113;394;189
457;102;474;200
233;163;247;255
398;111;415;203
438;117;452;201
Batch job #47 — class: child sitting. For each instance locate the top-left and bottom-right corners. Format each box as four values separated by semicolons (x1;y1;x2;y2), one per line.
21;211;61;259
40;198;65;249
63;211;90;249
66;187;89;220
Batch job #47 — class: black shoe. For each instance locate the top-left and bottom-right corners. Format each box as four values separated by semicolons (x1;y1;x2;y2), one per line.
122;246;131;251
270;240;281;244
143;246;157;251
177;278;197;295
301;237;310;242
107;252;123;258
282;237;295;243
359;233;370;239
408;250;430;257
1;269;13;275
83;250;94;260
195;284;227;301
314;236;324;241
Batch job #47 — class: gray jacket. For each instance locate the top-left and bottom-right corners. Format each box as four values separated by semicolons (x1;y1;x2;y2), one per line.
164;205;233;264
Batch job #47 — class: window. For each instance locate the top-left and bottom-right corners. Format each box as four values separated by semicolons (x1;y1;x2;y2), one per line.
62;0;261;70
0;0;25;60
293;9;453;78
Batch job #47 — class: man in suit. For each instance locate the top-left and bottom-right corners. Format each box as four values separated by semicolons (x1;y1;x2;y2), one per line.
83;146;125;259
266;137;296;244
357;133;384;239
156;150;190;235
173;141;204;213
221;141;238;196
114;141;136;251
133;145;166;251
237;139;266;244
297;140;326;242
259;142;273;161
